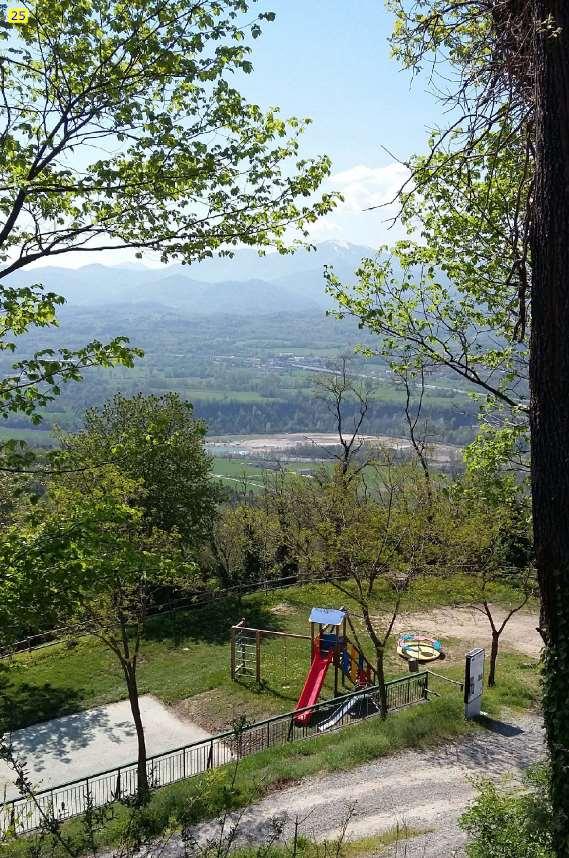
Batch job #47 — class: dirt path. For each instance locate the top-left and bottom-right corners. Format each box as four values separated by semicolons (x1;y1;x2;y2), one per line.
392;605;542;658
182;713;544;858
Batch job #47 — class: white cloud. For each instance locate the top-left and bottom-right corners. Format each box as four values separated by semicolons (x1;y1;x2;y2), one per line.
305;217;344;242
331;162;410;213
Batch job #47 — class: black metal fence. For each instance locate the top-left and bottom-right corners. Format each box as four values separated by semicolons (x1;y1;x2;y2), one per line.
0;672;428;836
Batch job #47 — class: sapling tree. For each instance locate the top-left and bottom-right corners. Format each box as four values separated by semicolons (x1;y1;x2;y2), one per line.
13;467;198;802
451;433;535;687
27;392;220;798
470;563;535;689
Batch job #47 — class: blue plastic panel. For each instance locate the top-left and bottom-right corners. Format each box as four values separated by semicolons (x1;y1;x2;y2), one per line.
309;607;346;626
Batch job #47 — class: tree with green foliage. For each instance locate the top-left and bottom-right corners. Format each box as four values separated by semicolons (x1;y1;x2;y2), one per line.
7;467;198;801
1;392;220;798
0;289;140;465
56;393;218;548
329;3;569;846
450;433;535;686
0;0;334;275
209;502;290;589
0;0;336;461
326;126;530;430
263;461;445;716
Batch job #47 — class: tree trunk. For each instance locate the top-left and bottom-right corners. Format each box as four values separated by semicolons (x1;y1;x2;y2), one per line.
123;663;149;802
375;650;388;718
488;631;499;688
531;2;569;851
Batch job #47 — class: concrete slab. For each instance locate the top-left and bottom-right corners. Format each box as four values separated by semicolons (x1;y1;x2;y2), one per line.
0;695;221;800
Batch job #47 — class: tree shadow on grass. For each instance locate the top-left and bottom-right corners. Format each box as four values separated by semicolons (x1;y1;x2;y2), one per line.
144;594;285;646
0;664;85;733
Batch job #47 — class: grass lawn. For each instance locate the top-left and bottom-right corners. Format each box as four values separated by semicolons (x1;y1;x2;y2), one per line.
0;577;540;734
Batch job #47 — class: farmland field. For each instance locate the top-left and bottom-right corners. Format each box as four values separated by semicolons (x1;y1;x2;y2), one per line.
0;310;479;445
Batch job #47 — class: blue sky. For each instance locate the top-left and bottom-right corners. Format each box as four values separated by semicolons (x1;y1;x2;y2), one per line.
245;1;439;170
237;0;443;249
33;1;442;267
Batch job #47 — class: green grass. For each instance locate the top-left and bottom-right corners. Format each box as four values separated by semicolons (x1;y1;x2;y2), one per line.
210;457;328;493
228;826;430;858
0;578;540;734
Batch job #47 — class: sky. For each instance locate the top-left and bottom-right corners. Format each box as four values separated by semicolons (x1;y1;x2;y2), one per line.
241;0;442;249
31;1;443;268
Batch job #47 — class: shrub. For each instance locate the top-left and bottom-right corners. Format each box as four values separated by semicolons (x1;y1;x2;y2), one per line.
460;765;553;857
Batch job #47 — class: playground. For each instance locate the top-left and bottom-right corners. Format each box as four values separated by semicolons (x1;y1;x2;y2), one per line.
0;577;543;839
231;607;444;733
0;579;541;739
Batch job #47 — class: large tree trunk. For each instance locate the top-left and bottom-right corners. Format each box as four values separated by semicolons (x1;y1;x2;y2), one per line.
123;663;149;802
531;2;569;851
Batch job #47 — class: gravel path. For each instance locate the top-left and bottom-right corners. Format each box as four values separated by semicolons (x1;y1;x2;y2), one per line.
183;713;544;858
391;606;541;658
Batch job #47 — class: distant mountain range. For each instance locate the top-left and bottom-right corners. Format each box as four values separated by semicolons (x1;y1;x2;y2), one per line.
7;241;376;316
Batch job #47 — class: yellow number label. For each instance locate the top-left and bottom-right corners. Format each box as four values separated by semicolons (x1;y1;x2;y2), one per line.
6;7;30;24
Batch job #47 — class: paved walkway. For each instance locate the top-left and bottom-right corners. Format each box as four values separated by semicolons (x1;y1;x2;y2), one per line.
183;713;544;858
0;695;215;800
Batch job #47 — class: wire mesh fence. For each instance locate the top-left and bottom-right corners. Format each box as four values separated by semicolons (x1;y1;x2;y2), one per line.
1;671;428;836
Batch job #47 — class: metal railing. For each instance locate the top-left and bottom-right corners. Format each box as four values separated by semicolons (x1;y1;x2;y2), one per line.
0;671;428;836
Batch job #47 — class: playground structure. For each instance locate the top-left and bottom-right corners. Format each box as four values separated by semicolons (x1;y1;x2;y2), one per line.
230;608;377;730
397;632;444;663
230;619;311;684
294;607;377;726
230;609;446;730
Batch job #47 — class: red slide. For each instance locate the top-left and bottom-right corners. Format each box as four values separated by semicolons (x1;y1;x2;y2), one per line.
294;650;334;725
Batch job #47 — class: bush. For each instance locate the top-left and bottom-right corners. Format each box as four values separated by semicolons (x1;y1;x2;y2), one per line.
460;765;553;857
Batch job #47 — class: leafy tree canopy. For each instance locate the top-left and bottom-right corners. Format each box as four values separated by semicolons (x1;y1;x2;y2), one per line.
0;0;337;447
0;0;335;273
327;126;530;422
55;392;219;548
